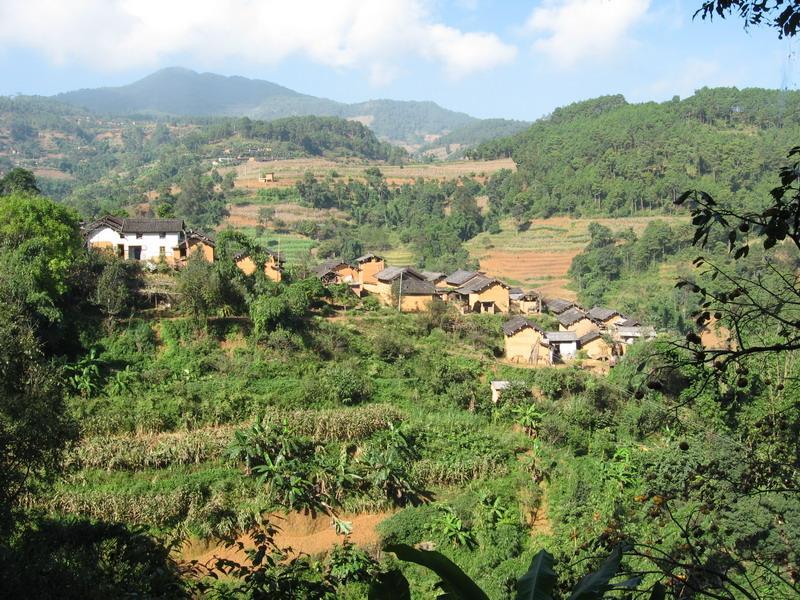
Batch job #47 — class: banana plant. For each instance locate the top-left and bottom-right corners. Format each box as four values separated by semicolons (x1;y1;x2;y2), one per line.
377;542;658;600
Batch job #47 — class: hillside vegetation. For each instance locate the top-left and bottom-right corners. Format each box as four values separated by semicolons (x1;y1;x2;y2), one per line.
55;67;484;146
473;88;800;218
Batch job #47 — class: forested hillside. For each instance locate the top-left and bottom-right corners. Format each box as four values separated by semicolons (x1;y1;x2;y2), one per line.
473;88;800;218
56;68;481;145
0;96;405;225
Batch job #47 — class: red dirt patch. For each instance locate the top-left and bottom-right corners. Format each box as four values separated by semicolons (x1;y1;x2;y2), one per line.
181;510;393;565
479;250;579;299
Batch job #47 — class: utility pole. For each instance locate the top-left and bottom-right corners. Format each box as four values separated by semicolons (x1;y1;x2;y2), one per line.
397;271;403;312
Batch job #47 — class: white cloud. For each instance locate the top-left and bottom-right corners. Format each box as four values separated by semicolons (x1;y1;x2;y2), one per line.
0;0;516;82
524;0;651;67
637;58;738;100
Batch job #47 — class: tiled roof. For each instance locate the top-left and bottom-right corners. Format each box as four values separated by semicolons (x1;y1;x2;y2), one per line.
587;306;621;321
121;218;185;234
420;270;445;282
397;278;436;295
313;260;351;276
445;269;480;286
557;307;588;327
545;331;577;343
545;298;576;314
185;230;215;247
354;253;382;263
616;317;640;327
578;330;603;345
375;266;425;282
502;316;544;336
455;274;508;294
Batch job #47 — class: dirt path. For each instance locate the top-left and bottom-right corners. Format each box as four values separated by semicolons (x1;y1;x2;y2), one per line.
180;510;394;565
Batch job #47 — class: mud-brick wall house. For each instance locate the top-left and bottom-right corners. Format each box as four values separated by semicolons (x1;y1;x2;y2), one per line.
396;277;437;312
557;307;598;338
454;274;510;314
372;266;427;305
578;330;614;360
182;231;216;263
313;260;359;285
503;316;547;364
355;254;385;288
235;250;284;282
586;306;625;330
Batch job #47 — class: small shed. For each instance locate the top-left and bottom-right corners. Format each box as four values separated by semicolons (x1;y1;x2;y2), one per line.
544;331;578;362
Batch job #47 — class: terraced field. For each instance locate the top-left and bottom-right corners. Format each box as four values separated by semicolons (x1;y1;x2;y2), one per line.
466;215;686;299
227;157;516;191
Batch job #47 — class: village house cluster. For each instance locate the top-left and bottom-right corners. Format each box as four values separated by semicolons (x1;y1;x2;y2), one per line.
82;216;656;366
310;252;656;366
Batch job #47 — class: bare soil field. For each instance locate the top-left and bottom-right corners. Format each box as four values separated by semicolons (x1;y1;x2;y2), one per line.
33;167;74;180
228;157;516;190
224;202;349;228
180;510;393;565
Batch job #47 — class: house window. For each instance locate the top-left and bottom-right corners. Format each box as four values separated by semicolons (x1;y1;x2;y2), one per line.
135;233;142;239
119;232;124;239
159;232;166;239
159;246;166;256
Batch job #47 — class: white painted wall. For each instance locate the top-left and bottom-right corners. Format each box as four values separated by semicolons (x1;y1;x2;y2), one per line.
87;227;182;261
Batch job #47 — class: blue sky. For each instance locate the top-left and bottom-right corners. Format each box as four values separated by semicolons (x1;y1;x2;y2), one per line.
0;0;795;121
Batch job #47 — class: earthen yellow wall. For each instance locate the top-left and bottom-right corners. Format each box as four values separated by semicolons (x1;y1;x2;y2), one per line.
517;300;540;314
560;318;598;338
582;337;613;360
358;259;385;285
400;294;433;312
188;241;215;262
601;315;623;329
236;256;258;275
469;283;509;313
504;328;547;364
334;265;359;283
236;255;282;281
265;257;282;282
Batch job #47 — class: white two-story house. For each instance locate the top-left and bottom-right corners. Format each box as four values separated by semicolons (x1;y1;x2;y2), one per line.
83;216;213;264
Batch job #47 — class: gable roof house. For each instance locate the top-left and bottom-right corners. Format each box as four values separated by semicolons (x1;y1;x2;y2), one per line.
420;270;447;285
453;274;510;314
502;316;548;364
586;306;625;328
444;269;481;287
183;230;216;263
235;249;284;282
395;277;437;312
313;260;359;285
544;298;577;315
83;216;213;264
578;330;614;360
354;253;385;287
510;289;542;315
557;307;598;337
371;266;427;306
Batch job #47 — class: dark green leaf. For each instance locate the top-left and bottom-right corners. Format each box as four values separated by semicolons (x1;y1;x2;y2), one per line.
384;544;490;600
568;545;626;600
516;549;557;600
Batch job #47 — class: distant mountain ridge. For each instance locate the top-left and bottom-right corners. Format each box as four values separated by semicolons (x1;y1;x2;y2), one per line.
55;67;527;148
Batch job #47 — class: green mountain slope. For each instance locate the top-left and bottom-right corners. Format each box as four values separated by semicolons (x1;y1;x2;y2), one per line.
471;87;800;217
55;68;479;145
